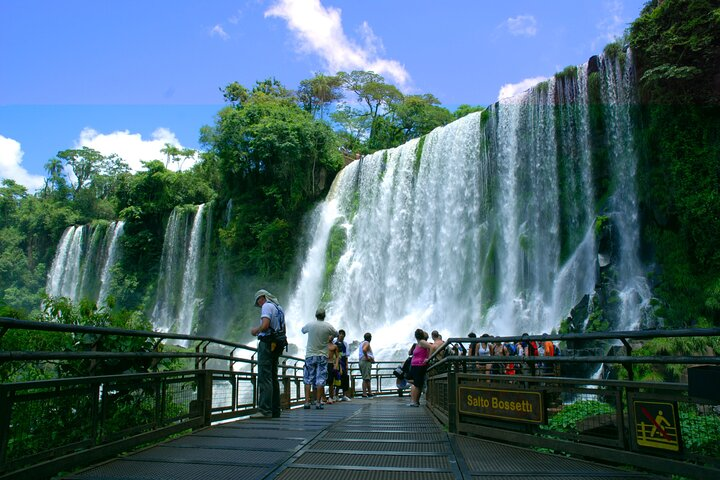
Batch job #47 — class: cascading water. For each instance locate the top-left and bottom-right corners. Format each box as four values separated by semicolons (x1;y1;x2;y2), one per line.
287;52;648;358
151;204;209;339
98;221;125;306
47;225;85;301
46;221;126;304
599;51;651;330
286;168;350;348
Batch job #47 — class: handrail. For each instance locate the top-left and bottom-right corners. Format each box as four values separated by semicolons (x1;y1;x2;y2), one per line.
426;327;720;364
0;316;305;363
0;317;250;353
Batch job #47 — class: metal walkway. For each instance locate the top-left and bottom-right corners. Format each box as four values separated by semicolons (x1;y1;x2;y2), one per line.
66;397;654;480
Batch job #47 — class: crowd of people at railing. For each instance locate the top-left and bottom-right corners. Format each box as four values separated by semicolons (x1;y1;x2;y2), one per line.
249;288;561;417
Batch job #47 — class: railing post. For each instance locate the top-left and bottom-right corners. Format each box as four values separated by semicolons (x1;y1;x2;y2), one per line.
195;370;213;427
90;382;100;447
447;361;458;434
0;388;11;469
280;359;291;409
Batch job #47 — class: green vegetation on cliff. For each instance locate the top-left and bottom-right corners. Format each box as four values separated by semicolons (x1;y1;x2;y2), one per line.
630;0;720;327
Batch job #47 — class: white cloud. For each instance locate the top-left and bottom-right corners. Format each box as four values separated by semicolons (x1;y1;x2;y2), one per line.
76;128;199;172
505;15;537;37
265;0;411;90
210;24;230;40
593;0;625;49
497;76;548;101
228;9;243;25
0;135;45;191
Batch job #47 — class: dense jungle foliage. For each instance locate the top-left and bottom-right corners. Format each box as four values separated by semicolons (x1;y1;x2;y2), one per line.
631;0;720;328
1;0;718;348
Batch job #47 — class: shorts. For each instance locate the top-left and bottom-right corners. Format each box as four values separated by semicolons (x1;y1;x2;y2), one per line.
359;358;372;380
304;355;328;387
410;365;428;389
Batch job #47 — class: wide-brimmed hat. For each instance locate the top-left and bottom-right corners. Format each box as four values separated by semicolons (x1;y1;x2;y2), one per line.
254;289;269;307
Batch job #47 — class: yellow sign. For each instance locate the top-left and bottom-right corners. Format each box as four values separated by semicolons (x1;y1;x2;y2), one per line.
633;400;681;452
458;386;544;424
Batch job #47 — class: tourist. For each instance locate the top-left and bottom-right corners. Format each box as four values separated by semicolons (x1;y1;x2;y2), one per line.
358;332;374;397
408;329;433;407
477;333;494;375
334;330;351;401
542;334;556;375
250;289;285;418
326;336;339;403
467;332;478;356
301;307;338;410
431;330;446;359
521;333;540;376
501;342;517;375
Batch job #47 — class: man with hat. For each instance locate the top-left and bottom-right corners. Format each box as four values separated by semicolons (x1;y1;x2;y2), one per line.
301;306;338;410
251;289;285;418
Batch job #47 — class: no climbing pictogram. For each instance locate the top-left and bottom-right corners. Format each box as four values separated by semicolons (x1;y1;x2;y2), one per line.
633;400;681;452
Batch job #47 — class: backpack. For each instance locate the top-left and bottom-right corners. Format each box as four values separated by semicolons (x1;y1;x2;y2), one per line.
262;303;288;352
527;341;539;356
506;343;517;356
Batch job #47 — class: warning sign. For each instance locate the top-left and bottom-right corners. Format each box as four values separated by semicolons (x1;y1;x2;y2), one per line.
633;400;681;452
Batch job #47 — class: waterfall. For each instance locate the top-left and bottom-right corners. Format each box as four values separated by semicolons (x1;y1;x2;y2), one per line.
46;225;85;301
176;204;207;339
98;221;125;306
207;200;235;337
46;221;126;305
600;50;651;330
151;204;209;338
285;167;351;347
288;53;646;357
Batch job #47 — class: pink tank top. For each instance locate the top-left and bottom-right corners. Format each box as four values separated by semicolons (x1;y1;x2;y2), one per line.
411;344;430;366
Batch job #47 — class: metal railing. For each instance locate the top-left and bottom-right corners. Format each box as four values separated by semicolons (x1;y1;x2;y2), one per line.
0;318;392;479
425;329;720;480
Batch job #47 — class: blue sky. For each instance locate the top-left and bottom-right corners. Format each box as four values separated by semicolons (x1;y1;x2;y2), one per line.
0;0;647;191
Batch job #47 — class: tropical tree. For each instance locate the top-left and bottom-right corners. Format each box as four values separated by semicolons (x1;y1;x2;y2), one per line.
200;79;343;276
336;70;404;146
391;93;454;142
453;104;486;120
298;73;344;119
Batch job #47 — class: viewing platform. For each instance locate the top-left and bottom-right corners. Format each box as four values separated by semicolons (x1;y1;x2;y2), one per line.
65;396;654;480
2;318;718;479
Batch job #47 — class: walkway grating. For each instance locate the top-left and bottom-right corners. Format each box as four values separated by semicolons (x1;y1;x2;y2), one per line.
65;396;655;480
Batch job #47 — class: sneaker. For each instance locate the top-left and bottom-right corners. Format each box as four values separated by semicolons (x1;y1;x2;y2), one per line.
249;411;273;418
341;396;350;402
326;398;334;404
407;402;420;407
316;404;324;410
367;394;374;398
303;403;311;409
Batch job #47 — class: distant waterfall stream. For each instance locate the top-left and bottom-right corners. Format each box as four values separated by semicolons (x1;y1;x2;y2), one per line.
46;221;126;306
151;203;211;340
